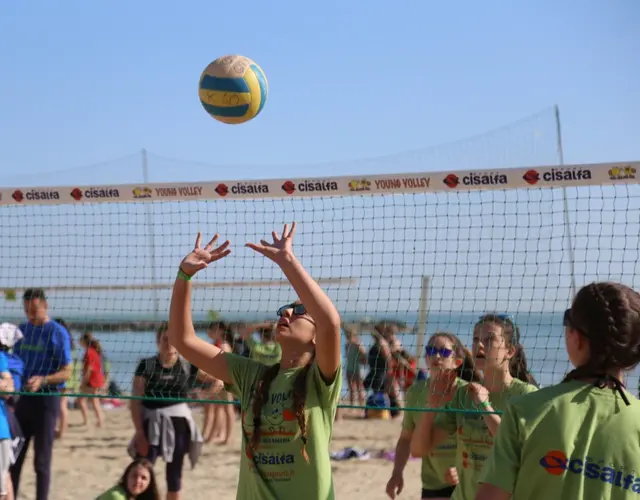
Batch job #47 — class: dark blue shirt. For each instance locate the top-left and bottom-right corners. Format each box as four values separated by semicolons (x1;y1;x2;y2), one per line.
14;320;72;391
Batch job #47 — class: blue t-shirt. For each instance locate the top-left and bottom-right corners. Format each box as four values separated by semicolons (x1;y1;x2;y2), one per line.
6;353;23;393
0;353;12;440
14;320;72;391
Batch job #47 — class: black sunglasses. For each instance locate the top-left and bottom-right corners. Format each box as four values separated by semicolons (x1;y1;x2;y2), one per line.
277;303;307;317
425;346;453;358
563;309;572;327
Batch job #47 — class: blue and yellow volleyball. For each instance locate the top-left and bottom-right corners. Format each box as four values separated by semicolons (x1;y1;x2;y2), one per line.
198;55;268;125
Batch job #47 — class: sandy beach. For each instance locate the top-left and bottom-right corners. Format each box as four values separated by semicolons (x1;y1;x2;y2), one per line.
15;406;423;500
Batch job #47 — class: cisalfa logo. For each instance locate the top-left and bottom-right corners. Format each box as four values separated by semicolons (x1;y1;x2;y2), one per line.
11;190;24;202
540;449;640;492
539;450;568;476
215;184;229;197
70;188;83;201
523;169;540;185
443;174;460;189
281;181;296;195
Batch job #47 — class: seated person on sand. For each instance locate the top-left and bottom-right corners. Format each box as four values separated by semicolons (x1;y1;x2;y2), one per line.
97;458;160;500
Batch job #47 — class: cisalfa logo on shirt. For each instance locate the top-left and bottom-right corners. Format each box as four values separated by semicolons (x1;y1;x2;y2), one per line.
540;450;640;492
252;452;295;465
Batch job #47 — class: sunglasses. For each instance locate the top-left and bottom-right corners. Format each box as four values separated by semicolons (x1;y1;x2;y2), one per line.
563;309;572;327
276;303;307;317
424;346;453;358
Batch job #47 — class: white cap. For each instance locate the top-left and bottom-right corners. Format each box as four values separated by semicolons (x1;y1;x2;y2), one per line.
0;323;23;348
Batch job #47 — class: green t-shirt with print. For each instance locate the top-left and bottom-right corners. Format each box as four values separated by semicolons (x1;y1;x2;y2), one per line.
403;378;467;490
435;378;538;500
96;485;127;500
479;380;640;500
246;337;282;366
225;353;342;500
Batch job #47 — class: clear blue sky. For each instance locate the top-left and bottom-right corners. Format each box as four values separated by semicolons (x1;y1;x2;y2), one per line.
0;0;638;325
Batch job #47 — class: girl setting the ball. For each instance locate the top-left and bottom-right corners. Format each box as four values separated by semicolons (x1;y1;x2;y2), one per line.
167;222;342;500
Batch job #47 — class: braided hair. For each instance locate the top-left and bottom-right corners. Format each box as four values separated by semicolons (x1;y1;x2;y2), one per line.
563;282;640;387
247;354;316;463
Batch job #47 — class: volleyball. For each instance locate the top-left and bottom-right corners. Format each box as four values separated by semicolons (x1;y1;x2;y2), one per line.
198;55;268;125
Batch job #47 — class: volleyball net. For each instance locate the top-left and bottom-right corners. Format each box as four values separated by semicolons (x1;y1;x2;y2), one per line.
1;159;638;405
0;109;639;408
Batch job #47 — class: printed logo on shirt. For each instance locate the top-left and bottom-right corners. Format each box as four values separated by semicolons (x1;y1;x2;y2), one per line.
252;452;295;466
242;388;299;445
539;450;640;492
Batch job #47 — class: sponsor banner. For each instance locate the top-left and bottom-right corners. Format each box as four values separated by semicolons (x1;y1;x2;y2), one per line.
214;182;270;198
153;185;204;199
10;189;61;204
281;179;339;196
442;171;509;190
521;167;593;187
373;175;431;192
70;187;121;202
607;164;637;181
0;161;637;206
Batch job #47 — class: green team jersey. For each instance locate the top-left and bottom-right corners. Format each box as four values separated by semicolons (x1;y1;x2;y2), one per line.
246;337;282;366
480;380;640;500
435;378;538;500
96;485;127;500
225;354;341;500
403;378;467;490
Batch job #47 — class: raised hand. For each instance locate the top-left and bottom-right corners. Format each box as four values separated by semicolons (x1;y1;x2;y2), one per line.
245;222;297;264
467;382;490;406
179;233;231;277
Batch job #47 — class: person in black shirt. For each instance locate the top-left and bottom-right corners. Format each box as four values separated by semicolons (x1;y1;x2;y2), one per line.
130;323;205;500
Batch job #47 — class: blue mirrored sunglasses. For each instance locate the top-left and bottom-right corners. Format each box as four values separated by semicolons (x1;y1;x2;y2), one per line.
277;303;307;317
424;346;453;358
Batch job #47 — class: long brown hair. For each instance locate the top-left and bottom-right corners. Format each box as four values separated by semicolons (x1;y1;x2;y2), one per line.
563;282;640;383
118;458;160;500
248;354;315;463
427;332;482;383
475;314;538;386
80;331;102;356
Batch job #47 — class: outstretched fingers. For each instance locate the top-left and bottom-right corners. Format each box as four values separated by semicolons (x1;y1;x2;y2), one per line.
287;221;297;238
282;221;296;240
204;234;219;251
211;240;232;261
194;232;203;250
245;242;267;256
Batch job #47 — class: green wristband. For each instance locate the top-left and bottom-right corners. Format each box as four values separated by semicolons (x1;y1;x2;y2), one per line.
177;268;193;281
478;400;492;410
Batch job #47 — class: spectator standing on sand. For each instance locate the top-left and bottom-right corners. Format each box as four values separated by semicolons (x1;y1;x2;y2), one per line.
11;288;72;500
53;318;76;440
0;323;21;500
77;332;105;428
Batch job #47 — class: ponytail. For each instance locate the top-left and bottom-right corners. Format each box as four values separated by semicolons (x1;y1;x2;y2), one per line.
457;345;483;383
509;344;538;386
81;332;103;356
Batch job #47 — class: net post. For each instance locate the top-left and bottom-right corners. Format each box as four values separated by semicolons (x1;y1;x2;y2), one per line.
142;148;161;317
415;275;431;364
554;105;577;298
